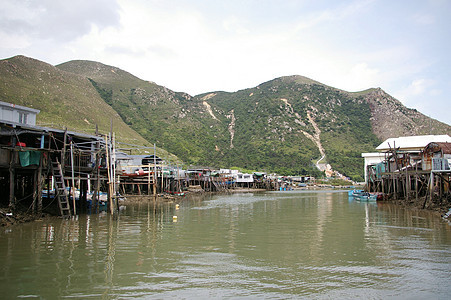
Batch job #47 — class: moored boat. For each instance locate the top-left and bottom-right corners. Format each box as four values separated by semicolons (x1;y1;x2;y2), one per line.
350;189;378;201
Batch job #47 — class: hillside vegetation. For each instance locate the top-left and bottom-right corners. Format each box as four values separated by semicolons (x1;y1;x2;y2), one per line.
0;56;173;157
57;61;451;180
2;55;450;180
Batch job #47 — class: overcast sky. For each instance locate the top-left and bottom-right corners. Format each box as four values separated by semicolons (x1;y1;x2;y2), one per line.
1;0;450;125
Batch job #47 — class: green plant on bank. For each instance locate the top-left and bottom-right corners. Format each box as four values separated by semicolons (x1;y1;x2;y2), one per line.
317;178;354;186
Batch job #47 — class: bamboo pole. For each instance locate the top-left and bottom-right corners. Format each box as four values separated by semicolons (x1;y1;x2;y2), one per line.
62;129;67;171
105;135;114;215
70;141;77;215
148;164;151;195
162;165;164;193
415;163;418;202
32;162;37;214
111;133;116;199
37;152;43;214
177;163;180;193
153;144;157;197
9;145;16;210
405;166;409;202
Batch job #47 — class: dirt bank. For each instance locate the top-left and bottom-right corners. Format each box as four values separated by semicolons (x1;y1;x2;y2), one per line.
0;208;53;227
384;194;451;218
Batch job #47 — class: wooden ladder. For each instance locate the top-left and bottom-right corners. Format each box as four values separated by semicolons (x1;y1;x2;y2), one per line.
51;157;72;218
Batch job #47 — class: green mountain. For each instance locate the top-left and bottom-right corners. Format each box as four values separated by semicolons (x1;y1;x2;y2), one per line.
57;60;451;180
0;55;173;158
57;59;206;164
2;55;450;180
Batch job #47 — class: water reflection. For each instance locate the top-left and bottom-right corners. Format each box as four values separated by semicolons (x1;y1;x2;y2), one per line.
0;191;450;299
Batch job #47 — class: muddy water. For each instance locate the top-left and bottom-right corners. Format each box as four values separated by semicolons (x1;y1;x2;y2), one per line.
1;191;450;299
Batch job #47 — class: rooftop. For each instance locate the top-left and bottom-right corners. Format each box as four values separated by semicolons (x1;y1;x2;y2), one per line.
376;135;451;152
0;101;40;114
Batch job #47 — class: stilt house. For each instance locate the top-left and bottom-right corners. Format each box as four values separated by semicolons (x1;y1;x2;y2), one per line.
0;101;108;216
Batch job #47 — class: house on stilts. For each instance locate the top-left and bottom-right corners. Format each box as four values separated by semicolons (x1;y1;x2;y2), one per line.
362;135;451;207
0;101;111;217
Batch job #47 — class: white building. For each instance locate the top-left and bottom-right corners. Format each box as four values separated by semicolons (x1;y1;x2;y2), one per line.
0;101;40;126
236;173;254;183
361;152;386;184
376;135;451;152
362;135;451;184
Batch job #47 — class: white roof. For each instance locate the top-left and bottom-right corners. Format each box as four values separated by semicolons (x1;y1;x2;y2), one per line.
376;135;451;151
0;101;40;114
361;152;386;158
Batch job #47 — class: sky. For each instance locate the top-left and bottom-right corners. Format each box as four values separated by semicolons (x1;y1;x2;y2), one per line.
0;0;450;125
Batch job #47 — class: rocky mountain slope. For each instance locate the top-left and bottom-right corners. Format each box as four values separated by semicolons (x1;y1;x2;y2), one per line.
57;60;451;180
363;88;447;140
2;55;450;180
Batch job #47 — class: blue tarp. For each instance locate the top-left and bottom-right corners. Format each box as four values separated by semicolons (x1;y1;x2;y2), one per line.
375;162;386;179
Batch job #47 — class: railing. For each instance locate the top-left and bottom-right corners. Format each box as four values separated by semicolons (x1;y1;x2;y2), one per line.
64;150;94;169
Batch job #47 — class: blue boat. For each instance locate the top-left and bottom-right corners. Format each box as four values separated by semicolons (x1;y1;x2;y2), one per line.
350;189;378;201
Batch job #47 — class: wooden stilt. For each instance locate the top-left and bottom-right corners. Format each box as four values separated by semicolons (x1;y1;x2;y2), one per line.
148;164;151;196
80;177;88;213
32;166;37;214
37;152;43;214
9;148;16;210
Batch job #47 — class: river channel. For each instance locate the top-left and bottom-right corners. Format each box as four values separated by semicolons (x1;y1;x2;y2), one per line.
1;190;450;299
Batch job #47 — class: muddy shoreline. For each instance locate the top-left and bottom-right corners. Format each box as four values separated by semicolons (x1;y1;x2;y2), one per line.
0;209;55;227
383;194;451;219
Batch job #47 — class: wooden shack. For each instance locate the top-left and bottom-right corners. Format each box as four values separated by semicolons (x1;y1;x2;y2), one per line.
365;135;451;207
0;109;108;216
422;142;451;171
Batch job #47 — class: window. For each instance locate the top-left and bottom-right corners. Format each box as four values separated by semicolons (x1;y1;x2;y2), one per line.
1;108;13;122
19;112;28;124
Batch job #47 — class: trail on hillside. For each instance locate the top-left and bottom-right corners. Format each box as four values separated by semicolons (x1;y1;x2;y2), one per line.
227;110;235;148
202;100;218;120
300;110;325;167
298;109;335;175
316;154;326;169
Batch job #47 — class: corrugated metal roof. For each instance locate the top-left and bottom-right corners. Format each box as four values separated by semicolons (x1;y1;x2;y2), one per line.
439;142;451;154
376;135;451;151
0;120;104;141
424;142;451;154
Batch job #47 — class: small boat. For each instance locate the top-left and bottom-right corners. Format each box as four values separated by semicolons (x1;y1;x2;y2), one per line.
351;189;378;201
279;186;293;191
164;190;186;196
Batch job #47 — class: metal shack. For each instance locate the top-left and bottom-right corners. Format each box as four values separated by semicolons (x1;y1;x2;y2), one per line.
422;142;451;171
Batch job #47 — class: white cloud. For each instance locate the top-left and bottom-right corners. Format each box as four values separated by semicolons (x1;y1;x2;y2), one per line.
0;32;31;50
0;0;449;124
0;0;121;42
410;79;435;96
347;63;380;90
412;13;435;25
222;16;250;35
395;78;435;101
